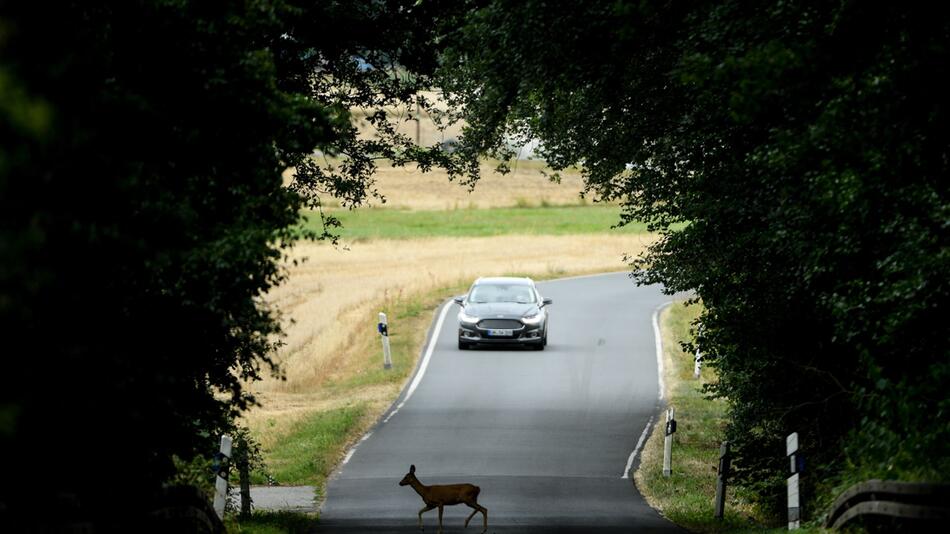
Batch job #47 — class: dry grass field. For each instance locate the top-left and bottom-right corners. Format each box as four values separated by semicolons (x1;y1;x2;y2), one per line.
358;161;588;210
286;159;588;211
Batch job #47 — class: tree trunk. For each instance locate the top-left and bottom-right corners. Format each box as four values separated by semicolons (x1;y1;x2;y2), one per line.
239;454;251;518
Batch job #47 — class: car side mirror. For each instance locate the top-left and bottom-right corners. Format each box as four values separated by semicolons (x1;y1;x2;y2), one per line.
542;298;553;306
453;296;465;306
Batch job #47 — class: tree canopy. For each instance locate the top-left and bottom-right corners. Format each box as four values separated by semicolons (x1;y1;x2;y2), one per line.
435;0;949;514
0;0;471;528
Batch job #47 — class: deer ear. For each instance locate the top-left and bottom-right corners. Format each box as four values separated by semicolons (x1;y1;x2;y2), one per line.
410;464;415;473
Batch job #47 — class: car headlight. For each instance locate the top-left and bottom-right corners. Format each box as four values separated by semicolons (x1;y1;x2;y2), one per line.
458;311;479;324
521;312;542;325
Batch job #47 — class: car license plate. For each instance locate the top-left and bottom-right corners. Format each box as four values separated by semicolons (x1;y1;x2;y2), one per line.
488;329;513;337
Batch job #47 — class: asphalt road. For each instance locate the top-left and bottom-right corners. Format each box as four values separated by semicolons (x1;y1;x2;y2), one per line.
314;273;681;533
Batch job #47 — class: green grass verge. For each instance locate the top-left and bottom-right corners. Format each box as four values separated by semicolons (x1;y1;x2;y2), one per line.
263;404;368;487
302;205;655;240
636;302;774;533
227;510;316;534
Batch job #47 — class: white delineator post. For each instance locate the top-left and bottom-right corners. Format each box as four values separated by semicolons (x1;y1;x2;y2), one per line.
693;324;703;378
787;432;801;530
213;434;232;520
379;312;392;369
663;407;676;477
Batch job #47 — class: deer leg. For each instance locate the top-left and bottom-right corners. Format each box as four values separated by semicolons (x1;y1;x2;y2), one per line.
464;505;478;528
418;504;436;531
437;505;444;533
463;501;488;532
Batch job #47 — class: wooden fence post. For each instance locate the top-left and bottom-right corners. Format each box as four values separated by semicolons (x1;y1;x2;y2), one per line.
238;450;251;518
715;441;730;519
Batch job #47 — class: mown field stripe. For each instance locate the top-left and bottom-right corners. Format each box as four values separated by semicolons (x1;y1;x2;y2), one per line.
301;205;657;240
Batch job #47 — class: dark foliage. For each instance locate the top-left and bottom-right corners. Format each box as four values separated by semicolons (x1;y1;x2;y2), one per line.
437;0;950;517
0;0;472;529
0;1;318;527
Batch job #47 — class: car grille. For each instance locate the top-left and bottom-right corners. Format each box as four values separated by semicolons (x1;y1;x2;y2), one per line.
477;319;522;329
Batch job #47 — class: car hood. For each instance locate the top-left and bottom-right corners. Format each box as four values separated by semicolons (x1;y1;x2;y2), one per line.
464;302;538;319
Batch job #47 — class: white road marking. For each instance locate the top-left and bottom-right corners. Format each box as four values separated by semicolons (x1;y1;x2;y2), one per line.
382;299;453;424
620;300;671;478
652;302;672;401
622;415;655;479
340;431;373;466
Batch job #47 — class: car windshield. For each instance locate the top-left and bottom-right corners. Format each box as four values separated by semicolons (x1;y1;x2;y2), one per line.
469;284;535;304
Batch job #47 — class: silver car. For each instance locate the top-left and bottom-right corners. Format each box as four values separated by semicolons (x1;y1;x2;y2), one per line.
454;277;552;350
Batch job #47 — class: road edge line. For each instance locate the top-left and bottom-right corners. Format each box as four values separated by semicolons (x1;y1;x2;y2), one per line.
652;301;672;401
381;299;452;424
621;300;672;479
622;415;655;479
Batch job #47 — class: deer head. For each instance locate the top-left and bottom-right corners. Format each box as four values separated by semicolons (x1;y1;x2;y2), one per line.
399;464;416;486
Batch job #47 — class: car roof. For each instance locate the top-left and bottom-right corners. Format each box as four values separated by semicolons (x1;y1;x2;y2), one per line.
473;277;534;286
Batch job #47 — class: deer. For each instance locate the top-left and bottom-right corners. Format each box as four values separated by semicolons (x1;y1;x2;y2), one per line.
399;464;488;533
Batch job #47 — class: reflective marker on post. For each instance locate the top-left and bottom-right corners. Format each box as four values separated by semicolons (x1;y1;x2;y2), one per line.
213;434;232;520
379;312;392;369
